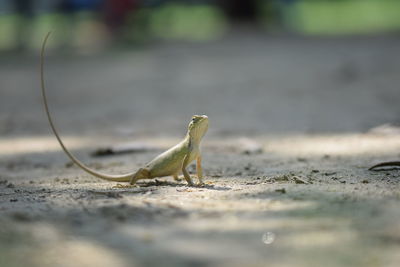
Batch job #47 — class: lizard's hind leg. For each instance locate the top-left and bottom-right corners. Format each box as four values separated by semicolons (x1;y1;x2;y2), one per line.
130;168;150;185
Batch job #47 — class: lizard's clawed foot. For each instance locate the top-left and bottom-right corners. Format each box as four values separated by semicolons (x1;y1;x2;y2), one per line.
196;176;204;187
186;180;195;186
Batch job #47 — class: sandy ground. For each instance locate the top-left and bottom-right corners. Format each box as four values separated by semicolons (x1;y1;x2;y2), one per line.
1;32;400;267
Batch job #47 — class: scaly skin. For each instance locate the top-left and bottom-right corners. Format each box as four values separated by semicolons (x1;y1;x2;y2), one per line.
40;32;208;186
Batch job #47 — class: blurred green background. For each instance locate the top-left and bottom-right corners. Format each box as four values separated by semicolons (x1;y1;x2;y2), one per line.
0;0;399;53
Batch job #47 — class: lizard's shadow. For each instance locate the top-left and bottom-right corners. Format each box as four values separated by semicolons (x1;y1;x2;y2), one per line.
197;184;232;191
134;180;231;191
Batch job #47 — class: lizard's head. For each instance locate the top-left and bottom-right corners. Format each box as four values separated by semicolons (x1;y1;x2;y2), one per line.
188;115;209;141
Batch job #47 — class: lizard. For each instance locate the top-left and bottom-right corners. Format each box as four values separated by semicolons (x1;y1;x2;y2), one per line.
40;32;209;186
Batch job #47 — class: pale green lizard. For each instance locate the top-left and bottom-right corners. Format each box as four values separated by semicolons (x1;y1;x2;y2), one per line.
40;32;208;186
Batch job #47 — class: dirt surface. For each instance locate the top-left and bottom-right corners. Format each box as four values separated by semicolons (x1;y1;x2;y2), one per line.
1;32;400;267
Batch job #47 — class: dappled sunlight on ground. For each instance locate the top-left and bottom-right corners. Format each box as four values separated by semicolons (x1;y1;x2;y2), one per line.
1;132;399;158
0;136;90;156
263;134;400;157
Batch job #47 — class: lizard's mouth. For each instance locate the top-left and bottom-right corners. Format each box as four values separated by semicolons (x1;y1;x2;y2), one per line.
197;115;209;127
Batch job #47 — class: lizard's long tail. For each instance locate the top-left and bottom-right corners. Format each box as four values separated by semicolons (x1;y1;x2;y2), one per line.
40;32;132;182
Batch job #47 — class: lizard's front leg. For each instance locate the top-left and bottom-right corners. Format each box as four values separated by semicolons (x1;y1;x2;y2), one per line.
196;155;203;185
182;155;194;186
